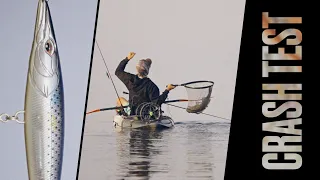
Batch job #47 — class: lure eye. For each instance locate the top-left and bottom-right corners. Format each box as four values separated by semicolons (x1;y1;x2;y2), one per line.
44;39;55;56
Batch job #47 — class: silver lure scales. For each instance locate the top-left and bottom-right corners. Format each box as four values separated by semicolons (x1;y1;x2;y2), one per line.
24;0;64;179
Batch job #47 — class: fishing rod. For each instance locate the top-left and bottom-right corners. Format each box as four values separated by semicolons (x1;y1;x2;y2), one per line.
165;103;230;121
95;41;126;113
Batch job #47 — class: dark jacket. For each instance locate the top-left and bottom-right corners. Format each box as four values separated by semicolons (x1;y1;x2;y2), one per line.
115;58;169;115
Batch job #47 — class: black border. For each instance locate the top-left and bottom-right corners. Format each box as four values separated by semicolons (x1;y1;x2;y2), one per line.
75;0;101;179
224;0;307;180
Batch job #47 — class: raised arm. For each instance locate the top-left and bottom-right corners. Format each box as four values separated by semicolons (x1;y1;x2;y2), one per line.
115;52;136;87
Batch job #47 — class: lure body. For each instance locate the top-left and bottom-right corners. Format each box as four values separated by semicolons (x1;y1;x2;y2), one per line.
24;0;64;179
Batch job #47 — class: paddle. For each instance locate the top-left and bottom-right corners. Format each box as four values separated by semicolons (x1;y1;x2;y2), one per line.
86;106;128;114
121;91;214;102
86;99;188;115
86;98;215;115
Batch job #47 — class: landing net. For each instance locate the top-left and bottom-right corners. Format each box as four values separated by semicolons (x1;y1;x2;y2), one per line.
183;81;214;114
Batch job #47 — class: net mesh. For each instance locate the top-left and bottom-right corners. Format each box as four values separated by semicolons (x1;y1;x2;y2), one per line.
183;81;214;113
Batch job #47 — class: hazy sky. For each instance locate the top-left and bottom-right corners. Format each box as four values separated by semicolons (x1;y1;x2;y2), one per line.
85;0;246;123
78;0;245;179
0;0;97;179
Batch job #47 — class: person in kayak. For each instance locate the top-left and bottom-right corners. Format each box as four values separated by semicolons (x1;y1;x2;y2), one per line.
115;52;176;116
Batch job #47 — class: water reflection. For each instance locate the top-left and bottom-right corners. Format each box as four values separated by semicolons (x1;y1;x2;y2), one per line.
184;123;215;179
111;122;229;180
115;127;167;180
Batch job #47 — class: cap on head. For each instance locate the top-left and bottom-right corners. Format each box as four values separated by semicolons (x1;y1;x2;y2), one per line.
136;58;152;77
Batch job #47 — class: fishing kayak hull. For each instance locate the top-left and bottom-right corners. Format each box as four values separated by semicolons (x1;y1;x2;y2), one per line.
113;115;174;129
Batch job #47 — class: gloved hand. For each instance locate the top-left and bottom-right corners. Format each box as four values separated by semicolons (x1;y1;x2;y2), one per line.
166;84;176;91
127;52;136;60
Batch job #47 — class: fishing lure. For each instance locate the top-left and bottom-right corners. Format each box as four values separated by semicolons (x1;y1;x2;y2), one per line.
1;0;65;179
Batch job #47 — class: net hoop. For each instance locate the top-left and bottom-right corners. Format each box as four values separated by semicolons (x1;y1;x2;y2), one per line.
182;81;214;89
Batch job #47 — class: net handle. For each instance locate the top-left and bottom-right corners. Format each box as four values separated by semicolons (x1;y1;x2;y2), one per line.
172;80;214;89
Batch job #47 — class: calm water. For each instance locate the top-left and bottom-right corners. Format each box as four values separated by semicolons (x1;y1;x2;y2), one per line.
78;118;230;180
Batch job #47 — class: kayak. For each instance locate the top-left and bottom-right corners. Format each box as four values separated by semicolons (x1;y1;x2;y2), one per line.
113;115;174;129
